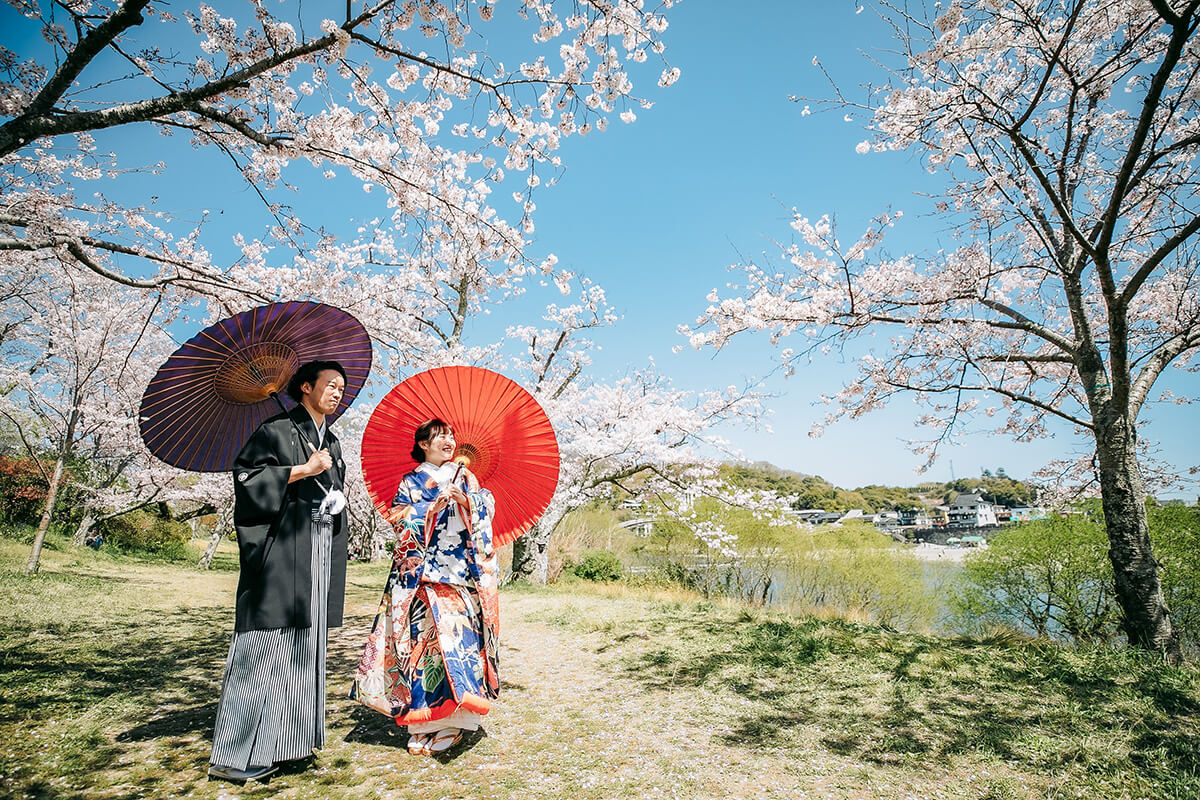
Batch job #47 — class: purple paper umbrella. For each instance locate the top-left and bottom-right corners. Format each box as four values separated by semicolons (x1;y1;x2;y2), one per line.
139;301;372;472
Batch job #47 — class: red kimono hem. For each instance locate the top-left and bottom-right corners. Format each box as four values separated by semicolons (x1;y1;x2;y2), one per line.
394;693;491;726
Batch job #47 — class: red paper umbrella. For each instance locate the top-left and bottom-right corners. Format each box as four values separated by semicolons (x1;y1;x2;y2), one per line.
139;301;372;472
361;366;559;546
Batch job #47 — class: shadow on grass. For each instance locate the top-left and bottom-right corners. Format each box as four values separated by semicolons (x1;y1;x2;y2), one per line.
341;706;490;762
342;705;406;748
430;727;488;763
116;703;219;742
0;603;234;799
614;606;1200;791
0;606;229;724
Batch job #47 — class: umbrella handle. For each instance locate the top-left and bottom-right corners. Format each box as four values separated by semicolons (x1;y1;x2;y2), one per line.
450;455;471;486
270;392;335;498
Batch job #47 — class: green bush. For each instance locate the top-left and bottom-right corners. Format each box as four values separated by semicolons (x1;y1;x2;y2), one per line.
1151;504;1200;650
571;549;623;582
778;547;943;630
96;510;191;560
953;515;1118;643
651;559;701;591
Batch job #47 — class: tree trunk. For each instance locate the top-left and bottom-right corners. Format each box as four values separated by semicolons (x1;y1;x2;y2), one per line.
26;455;67;575
72;507;97;547
198;506;232;570
26;408;79;575
198;529;223;570
510;521;550;584
1094;416;1182;663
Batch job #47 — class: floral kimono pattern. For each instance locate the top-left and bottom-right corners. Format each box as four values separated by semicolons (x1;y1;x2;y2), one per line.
351;463;500;725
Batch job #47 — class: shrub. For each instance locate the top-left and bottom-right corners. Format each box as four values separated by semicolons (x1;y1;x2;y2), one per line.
1151;505;1200;650
572;549;623;582
777;547;943;631
953;515;1118;643
96;510;191;560
0;456;48;526
647;559;702;591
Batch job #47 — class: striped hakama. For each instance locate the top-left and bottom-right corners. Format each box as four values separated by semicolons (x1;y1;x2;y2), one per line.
209;507;333;770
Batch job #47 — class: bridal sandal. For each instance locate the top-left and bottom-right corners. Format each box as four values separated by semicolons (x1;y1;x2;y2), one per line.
407;733;431;755
425;728;464;755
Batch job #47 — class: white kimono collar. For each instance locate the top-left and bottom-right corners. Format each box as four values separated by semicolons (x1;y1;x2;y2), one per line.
418;461;458;483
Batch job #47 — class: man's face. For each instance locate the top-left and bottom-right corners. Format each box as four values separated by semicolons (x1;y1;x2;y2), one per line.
302;369;346;417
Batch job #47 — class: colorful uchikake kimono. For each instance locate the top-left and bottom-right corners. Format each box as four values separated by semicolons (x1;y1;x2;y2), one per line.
351;461;500;730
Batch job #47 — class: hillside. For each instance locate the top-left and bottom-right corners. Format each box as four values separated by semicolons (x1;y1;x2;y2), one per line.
722;461;1038;513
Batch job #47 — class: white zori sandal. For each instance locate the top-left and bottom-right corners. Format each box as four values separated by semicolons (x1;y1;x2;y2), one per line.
425;728;464;754
407;733;431;755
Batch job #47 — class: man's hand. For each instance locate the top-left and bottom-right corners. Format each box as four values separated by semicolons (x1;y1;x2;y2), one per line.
306;448;333;476
289;448;332;483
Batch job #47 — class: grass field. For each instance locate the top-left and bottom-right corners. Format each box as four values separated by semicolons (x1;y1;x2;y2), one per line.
1;534;1198;799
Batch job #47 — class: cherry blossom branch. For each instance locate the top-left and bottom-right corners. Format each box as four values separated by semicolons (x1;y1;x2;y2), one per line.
1129;328;1200;417
187;104;291;148
1094;1;1198;287
0;229;267;298
1118;212;1200;308
550;363;582;400
975;298;1080;356
174;125;312;258
0;0;399;157
1011;0;1084;131
21;0;151;121
302;145;527;254
979;353;1075;364
347;31;578;93
887;376;1093;430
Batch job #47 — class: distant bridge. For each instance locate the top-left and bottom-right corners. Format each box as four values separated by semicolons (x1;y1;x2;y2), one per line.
615;518;654;536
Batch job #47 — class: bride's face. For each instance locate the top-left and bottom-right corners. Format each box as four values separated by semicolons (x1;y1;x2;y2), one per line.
420;427;455;466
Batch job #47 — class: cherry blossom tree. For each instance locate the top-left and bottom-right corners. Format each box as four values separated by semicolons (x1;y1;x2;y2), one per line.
2;0;771;587
1;0;681;304
509;368;770;582
2;0;689;572
0;257;222;573
685;0;1200;661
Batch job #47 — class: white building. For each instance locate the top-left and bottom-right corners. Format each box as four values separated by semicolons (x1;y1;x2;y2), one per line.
897;507;932;527
947;493;998;528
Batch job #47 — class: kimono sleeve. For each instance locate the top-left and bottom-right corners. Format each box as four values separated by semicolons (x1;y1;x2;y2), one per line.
463;486;496;559
387;477;421;549
232;424;294;564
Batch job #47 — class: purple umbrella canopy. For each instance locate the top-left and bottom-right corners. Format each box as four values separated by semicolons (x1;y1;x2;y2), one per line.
139;301;372;472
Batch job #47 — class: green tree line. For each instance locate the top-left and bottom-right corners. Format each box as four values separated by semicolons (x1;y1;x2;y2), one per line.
721;463;1038;513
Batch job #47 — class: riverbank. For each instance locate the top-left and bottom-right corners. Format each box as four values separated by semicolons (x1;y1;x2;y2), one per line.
905;542;972;562
1;535;1197;799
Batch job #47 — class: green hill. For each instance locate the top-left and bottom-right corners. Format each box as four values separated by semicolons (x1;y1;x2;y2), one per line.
721;461;1037;513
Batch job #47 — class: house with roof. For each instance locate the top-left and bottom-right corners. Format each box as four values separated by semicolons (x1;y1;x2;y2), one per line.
947;492;998;528
897;507;932;527
872;510;900;528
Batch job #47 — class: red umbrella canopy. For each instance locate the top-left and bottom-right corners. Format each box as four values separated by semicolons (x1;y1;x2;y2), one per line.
139;301;372;472
361;366;559;547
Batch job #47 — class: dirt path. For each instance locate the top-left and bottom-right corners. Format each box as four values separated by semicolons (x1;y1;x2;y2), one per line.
310;590;851;800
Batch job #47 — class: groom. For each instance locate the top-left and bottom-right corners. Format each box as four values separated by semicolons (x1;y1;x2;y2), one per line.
208;360;350;783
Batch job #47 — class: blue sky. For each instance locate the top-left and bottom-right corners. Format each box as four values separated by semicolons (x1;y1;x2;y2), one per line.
4;2;1197;498
511;2;1200;498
